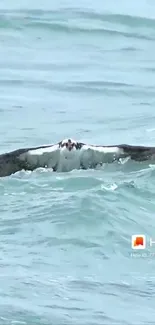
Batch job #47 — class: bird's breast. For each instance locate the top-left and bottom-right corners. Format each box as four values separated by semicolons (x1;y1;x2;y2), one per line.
58;150;81;172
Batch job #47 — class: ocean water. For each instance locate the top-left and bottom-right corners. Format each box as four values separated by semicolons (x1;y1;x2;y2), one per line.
0;0;155;324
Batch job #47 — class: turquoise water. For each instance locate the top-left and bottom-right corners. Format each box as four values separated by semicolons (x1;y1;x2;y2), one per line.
0;0;155;324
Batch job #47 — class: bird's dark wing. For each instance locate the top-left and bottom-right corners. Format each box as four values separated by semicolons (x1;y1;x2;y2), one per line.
79;143;155;168
117;144;155;161
0;144;60;177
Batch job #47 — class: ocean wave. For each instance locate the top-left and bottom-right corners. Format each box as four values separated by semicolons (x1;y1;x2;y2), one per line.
1;79;155;98
0;9;155;41
1;9;155;27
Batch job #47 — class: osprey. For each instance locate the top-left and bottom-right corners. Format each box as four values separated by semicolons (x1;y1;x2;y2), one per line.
0;138;155;177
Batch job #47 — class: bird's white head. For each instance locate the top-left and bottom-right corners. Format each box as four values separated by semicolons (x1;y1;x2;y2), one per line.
59;138;77;153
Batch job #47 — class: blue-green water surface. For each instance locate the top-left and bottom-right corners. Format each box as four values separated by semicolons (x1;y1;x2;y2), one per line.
0;0;155;324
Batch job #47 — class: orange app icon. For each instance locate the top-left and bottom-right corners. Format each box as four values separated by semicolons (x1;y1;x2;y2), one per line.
132;235;146;249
